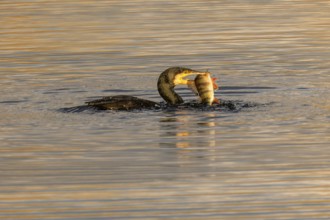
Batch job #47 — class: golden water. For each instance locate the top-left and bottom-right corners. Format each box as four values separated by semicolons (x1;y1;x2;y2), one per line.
1;1;330;219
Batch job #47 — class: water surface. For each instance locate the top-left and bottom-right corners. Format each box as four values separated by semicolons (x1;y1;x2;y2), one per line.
1;0;330;219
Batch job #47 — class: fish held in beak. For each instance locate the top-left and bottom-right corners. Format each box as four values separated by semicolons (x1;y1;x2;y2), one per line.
188;73;220;106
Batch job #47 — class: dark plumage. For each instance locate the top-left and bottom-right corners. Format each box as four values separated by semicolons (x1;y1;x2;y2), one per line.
86;95;160;111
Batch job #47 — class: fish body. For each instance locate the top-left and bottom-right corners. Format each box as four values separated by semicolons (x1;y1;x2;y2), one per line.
188;72;219;106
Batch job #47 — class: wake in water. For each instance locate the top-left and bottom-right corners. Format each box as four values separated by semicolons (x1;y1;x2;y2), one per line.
58;99;267;113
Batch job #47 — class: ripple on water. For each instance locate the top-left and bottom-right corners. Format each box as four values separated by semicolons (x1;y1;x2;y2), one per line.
0;100;29;104
58;98;271;114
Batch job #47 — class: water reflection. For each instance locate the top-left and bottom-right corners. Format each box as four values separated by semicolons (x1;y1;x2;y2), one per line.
159;112;217;149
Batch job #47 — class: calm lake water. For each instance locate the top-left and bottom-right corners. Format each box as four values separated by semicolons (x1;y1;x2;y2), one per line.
1;0;330;219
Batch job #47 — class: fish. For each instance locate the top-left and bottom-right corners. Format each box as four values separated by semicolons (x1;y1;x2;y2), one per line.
187;72;220;106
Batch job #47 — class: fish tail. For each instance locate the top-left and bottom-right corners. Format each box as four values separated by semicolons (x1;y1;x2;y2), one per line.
213;97;220;104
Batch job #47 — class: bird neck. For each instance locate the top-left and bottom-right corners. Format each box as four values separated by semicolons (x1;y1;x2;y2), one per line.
157;67;203;105
157;79;183;105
